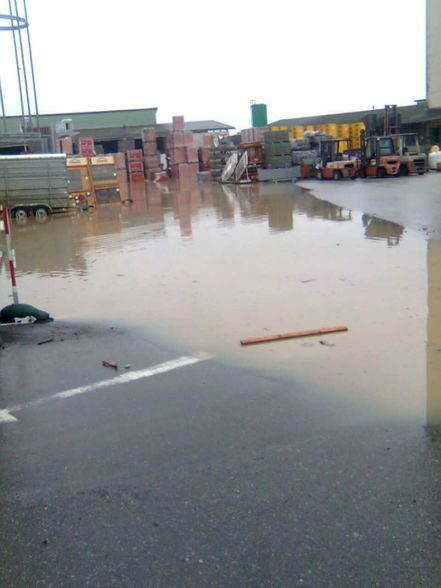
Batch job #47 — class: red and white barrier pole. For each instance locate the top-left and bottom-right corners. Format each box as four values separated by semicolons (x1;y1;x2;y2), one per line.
1;207;19;304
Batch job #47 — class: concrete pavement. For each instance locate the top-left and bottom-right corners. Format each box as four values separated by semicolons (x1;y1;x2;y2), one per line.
0;320;440;587
299;172;441;238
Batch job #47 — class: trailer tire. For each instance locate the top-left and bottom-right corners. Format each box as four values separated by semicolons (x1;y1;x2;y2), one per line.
34;207;49;220
377;167;386;178
333;170;342;180
14;208;28;220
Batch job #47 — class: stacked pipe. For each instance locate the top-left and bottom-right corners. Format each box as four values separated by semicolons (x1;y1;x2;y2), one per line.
168;116;199;179
142;128;162;179
127;149;144;182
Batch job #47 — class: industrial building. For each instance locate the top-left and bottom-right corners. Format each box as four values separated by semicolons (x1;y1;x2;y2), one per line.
0;107;234;155
269;99;441;148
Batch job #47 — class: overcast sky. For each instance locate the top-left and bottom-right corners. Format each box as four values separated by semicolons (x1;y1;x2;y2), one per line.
0;0;427;131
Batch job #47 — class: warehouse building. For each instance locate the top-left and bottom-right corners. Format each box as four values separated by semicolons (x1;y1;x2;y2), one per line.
270;99;441;148
0;108;234;155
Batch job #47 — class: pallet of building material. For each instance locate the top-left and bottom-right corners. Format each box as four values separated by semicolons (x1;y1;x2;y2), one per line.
198;147;211;169
144;155;161;169
264;129;289;143
172;116;185;132
60;137;73;154
129;172;145;182
127;149;143;162
167;133;183;148
291;151;319;165
128;160;144;174
169;147;186;165
185;146;198;163
143;141;158;155
290;138;312;151
265;155;293;169
171;163;198;179
112;152;127;170
117;169;128;184
182;131;194;147
79;137;95;157
241;127;267;144
142;127;156;142
265;142;291;157
201;134;213;147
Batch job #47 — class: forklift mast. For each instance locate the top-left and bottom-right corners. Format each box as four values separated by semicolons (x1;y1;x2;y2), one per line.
383;105;400;135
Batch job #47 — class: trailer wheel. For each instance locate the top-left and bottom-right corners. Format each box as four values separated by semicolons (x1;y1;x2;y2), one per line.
333;170;342;180
14;208;28;220
377;167;386;178
34;207;48;221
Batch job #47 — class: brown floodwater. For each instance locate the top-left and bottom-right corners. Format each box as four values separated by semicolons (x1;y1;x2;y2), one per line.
1;180;438;426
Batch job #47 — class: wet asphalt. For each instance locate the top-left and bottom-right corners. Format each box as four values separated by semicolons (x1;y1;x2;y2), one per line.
1;175;441;587
0;319;440;587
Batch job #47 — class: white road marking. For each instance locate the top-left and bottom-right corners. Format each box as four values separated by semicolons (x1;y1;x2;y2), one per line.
0;410;17;423
0;353;213;424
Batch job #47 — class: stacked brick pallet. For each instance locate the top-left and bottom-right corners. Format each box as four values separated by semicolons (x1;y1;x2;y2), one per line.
59;137;73;154
264;129;292;168
240;127;267;144
127;149;144;182
142;127;162;179
79;137;95;157
168;116;199;179
198;133;212;171
210;141;236;181
113;152;128;184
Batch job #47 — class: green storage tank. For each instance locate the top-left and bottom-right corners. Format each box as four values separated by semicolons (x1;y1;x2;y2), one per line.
251;103;268;127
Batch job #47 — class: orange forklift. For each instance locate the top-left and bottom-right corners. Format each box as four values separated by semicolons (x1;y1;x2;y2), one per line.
358;130;400;178
315;139;357;180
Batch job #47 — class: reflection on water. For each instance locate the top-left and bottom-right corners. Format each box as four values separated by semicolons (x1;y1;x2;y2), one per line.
362;214;404;246
0;180;435;425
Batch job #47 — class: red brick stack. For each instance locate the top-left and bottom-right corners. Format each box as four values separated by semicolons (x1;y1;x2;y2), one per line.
198;133;212;170
60;137;73;154
142;127;162;179
168;116;199;179
113;152;128;184
79;137;95;157
127;149;144;182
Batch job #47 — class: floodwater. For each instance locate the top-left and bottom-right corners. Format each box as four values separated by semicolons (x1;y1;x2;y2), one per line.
1;179;438;427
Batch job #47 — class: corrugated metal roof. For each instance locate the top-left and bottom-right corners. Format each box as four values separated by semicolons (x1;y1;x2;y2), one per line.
158;120;235;132
2;108;158;133
270;101;441;127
